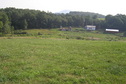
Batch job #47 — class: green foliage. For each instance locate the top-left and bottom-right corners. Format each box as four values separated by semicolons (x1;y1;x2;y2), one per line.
69;11;105;18
11;26;14;34
2;22;11;34
0;12;11;34
38;32;43;35
10;28;123;41
123;32;126;37
0;7;126;33
0;21;3;32
0;8;105;30
22;19;28;30
105;14;126;31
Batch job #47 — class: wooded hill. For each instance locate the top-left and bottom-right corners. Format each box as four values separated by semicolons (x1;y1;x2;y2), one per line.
69;11;105;18
0;7;126;34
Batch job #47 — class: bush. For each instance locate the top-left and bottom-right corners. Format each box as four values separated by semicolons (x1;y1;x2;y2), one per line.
38;32;43;35
20;32;28;34
66;36;70;39
0;33;3;37
123;32;126;37
76;36;84;40
14;31;28;34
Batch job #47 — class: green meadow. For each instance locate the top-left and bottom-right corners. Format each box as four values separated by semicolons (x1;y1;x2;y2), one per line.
10;28;124;41
0;29;126;84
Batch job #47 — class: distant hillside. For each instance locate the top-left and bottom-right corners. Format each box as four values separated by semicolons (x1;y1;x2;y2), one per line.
55;10;70;14
69;11;105;18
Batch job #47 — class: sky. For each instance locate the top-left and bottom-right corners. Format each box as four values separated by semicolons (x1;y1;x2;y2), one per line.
0;0;126;15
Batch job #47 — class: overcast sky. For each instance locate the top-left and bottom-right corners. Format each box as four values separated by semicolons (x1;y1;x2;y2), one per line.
0;0;125;15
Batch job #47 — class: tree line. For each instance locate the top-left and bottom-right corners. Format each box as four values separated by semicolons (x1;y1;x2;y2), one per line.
0;7;126;34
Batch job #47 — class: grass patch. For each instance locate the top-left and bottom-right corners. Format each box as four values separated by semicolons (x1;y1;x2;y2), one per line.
0;38;126;84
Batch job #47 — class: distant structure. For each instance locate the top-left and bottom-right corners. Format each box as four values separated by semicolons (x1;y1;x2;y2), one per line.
85;25;96;30
59;26;72;31
105;29;119;33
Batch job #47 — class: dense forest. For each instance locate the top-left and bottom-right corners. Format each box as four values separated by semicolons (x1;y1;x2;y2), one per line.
68;11;105;18
0;7;126;34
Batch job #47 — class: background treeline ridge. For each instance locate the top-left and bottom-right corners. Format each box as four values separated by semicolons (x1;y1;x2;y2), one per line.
0;7;126;34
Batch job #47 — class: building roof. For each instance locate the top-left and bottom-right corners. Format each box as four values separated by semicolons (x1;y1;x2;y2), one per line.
85;25;96;28
106;29;119;32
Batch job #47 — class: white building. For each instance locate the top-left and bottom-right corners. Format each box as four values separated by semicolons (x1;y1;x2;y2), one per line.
85;25;96;30
105;29;119;33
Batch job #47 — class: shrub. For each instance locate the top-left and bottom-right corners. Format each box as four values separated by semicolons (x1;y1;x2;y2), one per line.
14;31;28;34
0;33;3;37
20;32;28;34
66;36;70;39
38;32;43;35
76;36;84;40
123;32;126;37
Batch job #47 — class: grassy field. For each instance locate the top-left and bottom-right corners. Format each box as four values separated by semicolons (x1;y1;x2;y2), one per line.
0;28;126;84
0;38;126;84
5;28;124;41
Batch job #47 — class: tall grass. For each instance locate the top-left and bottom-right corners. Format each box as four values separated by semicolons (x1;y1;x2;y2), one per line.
10;28;124;41
0;38;126;84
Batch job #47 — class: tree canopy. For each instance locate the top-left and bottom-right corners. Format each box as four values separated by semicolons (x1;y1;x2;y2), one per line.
0;11;11;34
0;7;126;34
